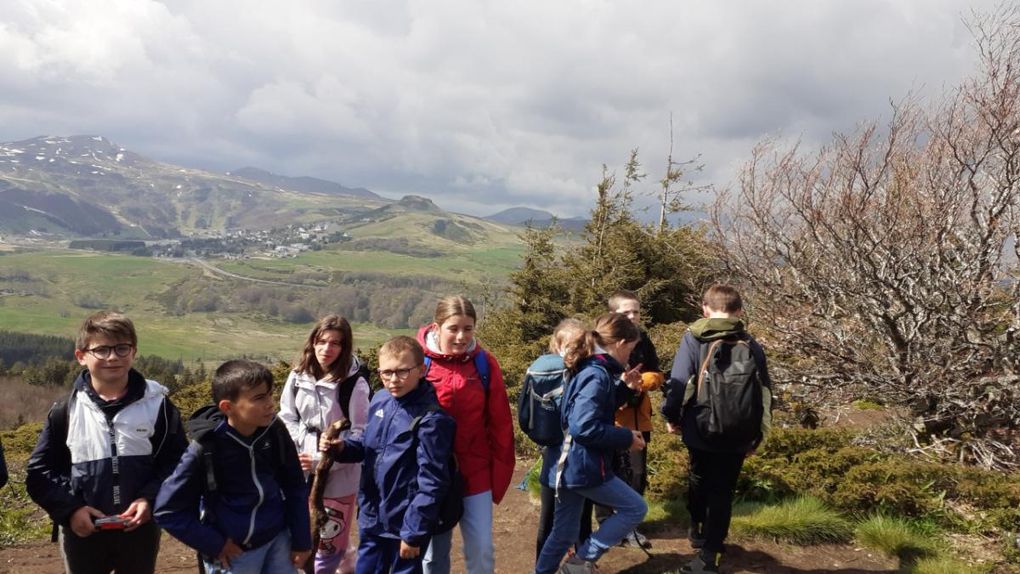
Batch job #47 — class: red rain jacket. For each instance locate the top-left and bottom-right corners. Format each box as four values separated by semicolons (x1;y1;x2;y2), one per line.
417;325;515;504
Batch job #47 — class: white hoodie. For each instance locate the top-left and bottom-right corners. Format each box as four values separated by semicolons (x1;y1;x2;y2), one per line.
279;357;370;498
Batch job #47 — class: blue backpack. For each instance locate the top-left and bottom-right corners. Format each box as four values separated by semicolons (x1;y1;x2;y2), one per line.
517;354;569;446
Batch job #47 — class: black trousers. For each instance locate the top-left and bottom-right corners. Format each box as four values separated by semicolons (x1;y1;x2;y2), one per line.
686;447;746;553
535;482;594;561
60;520;161;574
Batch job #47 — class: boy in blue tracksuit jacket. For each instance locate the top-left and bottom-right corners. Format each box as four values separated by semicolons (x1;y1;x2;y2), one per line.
155;359;312;573
321;336;456;574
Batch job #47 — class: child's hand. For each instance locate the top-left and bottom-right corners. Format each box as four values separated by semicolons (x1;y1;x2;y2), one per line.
622;364;643;389
629;430;646;451
217;538;243;568
69;505;103;537
319;434;344;454
666;422;680;435
298;452;314;472
118;497;151;531
399;541;420;559
291;549;311;568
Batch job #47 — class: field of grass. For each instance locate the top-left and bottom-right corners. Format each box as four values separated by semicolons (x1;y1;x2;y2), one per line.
0;249;432;362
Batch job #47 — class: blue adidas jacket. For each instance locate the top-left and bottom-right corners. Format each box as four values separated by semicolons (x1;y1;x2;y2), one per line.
26;370;187;526
153;416;311;558
542;354;635;489
335;380;455;547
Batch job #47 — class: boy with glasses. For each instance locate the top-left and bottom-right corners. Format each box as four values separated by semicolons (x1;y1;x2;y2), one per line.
27;310;187;574
319;336;456;574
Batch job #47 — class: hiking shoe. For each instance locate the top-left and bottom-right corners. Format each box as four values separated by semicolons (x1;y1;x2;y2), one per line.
680;550;721;574
559;555;599;574
688;522;706;549
619;529;653;549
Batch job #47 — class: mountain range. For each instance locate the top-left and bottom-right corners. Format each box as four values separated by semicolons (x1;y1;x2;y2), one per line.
0;135;579;240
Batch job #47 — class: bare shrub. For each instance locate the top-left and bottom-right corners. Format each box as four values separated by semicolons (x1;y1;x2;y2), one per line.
713;7;1020;468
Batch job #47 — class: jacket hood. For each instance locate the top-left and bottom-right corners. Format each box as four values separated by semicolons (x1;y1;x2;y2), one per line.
579;352;626;376
185;403;224;443
689;317;746;340
417;324;481;361
347;354;364;378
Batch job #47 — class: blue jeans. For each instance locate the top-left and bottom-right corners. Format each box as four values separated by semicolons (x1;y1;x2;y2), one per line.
356;533;430;574
422;490;494;574
202;530;297;574
534;477;647;574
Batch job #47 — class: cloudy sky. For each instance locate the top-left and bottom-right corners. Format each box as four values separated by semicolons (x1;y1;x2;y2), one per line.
0;0;1001;217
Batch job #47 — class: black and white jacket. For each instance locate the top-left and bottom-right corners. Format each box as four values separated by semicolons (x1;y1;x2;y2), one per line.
26;369;187;526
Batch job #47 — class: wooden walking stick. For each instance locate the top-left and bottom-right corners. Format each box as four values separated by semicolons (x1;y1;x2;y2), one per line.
305;418;351;574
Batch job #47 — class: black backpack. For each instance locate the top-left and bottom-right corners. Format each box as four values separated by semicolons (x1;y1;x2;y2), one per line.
409;405;463;534
685;335;764;449
517;354;569;447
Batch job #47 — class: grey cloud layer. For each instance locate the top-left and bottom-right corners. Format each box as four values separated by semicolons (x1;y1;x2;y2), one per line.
0;0;997;216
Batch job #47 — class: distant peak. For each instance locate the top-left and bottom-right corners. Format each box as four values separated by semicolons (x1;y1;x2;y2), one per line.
397;195;440;211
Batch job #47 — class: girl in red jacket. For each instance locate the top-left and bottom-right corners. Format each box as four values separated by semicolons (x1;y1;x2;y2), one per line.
418;296;515;574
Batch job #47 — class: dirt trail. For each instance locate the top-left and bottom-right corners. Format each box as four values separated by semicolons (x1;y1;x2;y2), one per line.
0;463;899;574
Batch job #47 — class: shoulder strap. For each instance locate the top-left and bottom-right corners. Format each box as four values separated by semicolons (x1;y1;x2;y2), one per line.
49;388;76;448
423;352;491;395
409;404;443;433
336;363;370;422
48;389;76;543
695;340;724;403
195;439;218;494
473;350;491;393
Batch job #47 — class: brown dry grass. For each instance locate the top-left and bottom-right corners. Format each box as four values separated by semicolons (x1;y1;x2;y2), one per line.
0;376;66;430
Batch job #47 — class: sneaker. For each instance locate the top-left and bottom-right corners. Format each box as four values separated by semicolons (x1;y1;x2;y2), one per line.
688;522;706;549
680;550;721;574
559;555;599;574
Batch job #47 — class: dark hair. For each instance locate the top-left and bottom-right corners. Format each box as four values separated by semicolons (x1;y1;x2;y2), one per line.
607;289;639;311
379;335;425;365
563;312;640;372
434;296;477;326
76;310;137;350
702;284;743;314
212;359;274;403
295;314;354;382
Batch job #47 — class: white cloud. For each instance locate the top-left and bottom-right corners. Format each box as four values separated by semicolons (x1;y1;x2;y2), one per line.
0;0;1002;216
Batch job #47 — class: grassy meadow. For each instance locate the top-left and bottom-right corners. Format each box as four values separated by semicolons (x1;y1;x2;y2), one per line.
0;236;522;363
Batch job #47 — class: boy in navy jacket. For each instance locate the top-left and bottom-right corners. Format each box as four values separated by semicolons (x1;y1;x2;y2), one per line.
26;311;187;574
661;285;773;574
155;359;312;573
321;336;456;574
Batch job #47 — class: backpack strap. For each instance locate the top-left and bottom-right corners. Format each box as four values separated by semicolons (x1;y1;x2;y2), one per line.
336;363;371;422
48;389;76;543
423;349;491;396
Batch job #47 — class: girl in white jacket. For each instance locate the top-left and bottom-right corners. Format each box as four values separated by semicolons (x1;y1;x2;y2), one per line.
280;314;371;574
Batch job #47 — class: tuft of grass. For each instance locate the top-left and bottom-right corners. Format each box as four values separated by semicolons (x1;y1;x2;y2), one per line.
851;399;884;410
855;515;938;563
911;556;989;574
644;498;687;526
730;496;852;544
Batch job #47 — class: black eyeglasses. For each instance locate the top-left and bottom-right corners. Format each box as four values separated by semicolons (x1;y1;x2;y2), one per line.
377;367;416;380
84;344;134;359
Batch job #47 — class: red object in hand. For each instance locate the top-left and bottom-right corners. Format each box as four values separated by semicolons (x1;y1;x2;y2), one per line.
94;516;129;530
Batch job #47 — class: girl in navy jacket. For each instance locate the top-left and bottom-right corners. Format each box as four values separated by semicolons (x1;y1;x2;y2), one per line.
535;313;648;574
